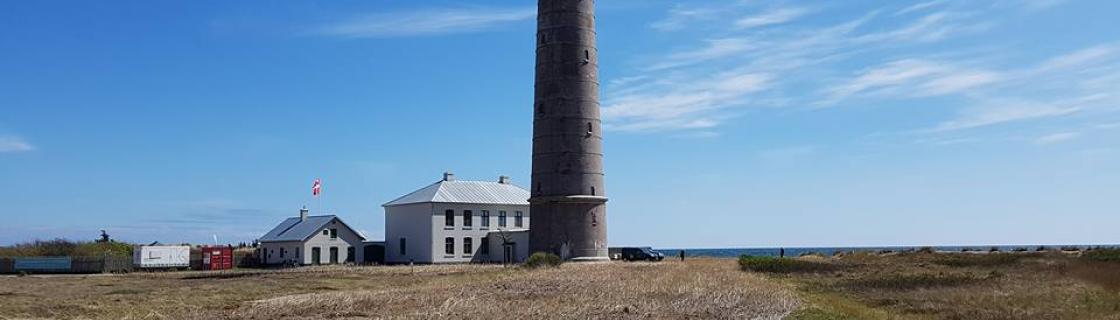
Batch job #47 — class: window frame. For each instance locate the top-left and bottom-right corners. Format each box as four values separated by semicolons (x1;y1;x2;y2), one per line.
463;210;473;227
444;237;455;255
463;237;473;255
515;211;524;227
499;211;507;227
481;210;490;227
444;209;454;227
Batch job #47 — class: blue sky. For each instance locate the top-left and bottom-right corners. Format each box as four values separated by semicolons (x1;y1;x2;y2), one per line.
1;0;1118;248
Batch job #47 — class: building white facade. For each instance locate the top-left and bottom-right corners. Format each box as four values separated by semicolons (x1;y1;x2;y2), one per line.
384;173;531;264
259;208;365;265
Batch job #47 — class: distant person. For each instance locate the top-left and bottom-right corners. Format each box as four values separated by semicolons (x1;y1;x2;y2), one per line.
679;250;685;262
779;248;785;258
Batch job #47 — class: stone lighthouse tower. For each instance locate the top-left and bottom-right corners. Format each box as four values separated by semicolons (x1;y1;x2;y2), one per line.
529;0;609;261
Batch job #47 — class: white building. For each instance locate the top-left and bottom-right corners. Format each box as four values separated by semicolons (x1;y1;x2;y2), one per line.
383;172;530;264
259;207;365;265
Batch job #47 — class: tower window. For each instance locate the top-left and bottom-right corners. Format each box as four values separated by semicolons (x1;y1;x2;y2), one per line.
591;186;596;196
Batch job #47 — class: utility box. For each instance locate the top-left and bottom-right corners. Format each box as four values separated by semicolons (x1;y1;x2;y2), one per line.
133;246;190;269
201;246;234;270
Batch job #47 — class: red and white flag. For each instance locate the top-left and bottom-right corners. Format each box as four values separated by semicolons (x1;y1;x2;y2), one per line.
312;178;322;197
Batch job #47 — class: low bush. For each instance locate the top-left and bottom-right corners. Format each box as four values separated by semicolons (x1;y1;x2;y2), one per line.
738;256;838;274
1082;248;1120;263
0;239;132;257
523;252;562;269
933;253;1036;267
838;273;984;290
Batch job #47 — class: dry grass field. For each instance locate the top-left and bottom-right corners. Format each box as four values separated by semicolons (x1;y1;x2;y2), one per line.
752;251;1120;320
0;258;798;320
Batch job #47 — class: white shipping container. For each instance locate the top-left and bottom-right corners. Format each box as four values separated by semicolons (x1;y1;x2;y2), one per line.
133;246;191;268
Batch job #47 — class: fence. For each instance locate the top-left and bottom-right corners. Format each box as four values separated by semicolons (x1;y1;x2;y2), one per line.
0;256;134;274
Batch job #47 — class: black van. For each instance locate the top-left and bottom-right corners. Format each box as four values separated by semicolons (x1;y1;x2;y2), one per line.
610;247;665;261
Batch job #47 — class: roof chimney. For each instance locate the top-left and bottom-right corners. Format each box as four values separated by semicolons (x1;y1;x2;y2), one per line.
299;206;309;221
498;175;511;184
443;171;456;181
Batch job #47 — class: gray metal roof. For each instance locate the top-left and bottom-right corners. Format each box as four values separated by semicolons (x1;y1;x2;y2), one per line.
383;180;530;207
259;215;364;243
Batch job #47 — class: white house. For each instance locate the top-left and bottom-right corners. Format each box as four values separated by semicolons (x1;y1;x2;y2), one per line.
259;207;365;265
383;172;531;264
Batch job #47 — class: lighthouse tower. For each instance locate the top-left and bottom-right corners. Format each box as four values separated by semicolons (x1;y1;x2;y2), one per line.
529;0;609;261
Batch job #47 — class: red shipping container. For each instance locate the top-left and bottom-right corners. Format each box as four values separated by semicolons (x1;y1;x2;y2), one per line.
201;246;234;270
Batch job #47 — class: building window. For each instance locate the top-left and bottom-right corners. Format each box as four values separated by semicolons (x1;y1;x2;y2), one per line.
445;237;455;255
280;248;285;258
399;238;407;255
330;229;338;239
515;211;524;227
322;230;328;235
295;247;300;258
463;210;473;227
463;237;473;255
445;209;454;227
499;211;507;227
481;210;490;227
480;238;490;255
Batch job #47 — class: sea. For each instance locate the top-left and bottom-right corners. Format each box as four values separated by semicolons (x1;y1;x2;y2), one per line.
657;245;1120;258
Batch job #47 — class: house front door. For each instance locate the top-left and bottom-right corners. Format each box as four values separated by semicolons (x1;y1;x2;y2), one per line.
312;247;321;265
330;247;339;264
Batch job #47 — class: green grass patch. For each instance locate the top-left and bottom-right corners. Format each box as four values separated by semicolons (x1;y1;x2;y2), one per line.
738;256;839;274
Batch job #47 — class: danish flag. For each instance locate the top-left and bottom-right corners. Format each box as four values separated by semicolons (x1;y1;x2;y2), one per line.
312;179;322;197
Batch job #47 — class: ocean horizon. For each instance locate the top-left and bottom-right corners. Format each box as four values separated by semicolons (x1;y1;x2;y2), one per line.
658;244;1120;258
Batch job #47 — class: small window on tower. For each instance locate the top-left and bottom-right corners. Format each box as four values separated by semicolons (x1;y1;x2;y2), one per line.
584;50;590;63
591;186;596;196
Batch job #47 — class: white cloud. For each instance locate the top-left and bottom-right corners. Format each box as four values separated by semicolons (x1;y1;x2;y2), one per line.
895;0;947;16
824;59;1001;102
603;72;771;132
651;5;720;31
0;135;34;153
650;38;755;70
931;100;1081;132
1034;132;1081;145
735;7;812;29
314;7;534;38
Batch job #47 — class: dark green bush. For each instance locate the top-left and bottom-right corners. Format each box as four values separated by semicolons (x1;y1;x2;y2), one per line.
738;256;838;274
523;252;562;269
0;239;133;257
1083;248;1120;263
839;273;983;290
934;253;1036;267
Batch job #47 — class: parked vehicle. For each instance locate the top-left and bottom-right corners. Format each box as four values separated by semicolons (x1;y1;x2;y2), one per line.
610;247;665;261
133;245;190;269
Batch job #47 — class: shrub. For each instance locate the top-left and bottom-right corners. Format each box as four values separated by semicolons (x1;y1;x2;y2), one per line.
1082;248;1120;263
738;256;838;274
0;239;132;257
839;273;984;290
934;253;1035;267
989;247;1000;253
523;252;562;269
917;247;935;254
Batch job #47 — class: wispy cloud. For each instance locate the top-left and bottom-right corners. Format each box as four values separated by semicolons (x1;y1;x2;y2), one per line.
735;7;812;29
313;7;534;38
0;135;34;153
823;59;1001;103
930;99;1081;132
1034;131;1081;145
603;71;771;132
